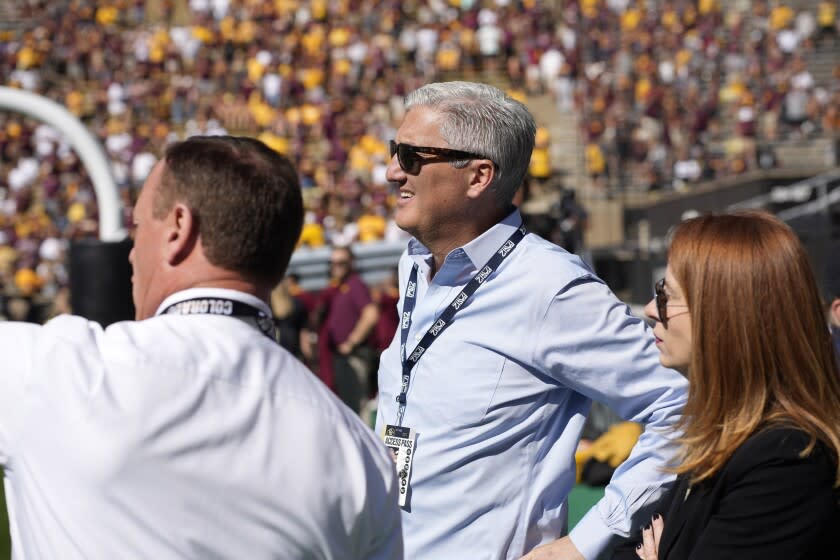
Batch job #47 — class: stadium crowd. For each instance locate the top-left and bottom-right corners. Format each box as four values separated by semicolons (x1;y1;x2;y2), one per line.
553;0;840;192
0;0;839;318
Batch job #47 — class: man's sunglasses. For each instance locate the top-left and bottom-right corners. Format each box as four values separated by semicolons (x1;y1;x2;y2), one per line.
654;278;688;327
389;140;488;175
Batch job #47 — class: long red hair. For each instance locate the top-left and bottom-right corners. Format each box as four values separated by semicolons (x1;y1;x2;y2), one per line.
667;211;840;485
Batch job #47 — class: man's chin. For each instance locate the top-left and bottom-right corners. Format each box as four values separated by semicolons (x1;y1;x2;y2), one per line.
393;216;417;239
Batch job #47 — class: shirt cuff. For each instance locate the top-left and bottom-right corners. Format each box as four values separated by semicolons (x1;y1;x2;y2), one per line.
568;506;615;560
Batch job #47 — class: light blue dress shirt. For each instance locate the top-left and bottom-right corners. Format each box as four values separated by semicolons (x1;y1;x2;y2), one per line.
375;209;687;560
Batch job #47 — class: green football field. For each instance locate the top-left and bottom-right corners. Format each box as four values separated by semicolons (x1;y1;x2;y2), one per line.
0;482;602;557
0;484;8;558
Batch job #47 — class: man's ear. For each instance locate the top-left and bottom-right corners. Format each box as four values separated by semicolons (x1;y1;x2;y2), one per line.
465;159;496;200
164;203;198;266
830;298;840;327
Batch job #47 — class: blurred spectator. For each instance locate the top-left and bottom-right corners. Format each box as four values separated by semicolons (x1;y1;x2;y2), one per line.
672;145;703;190
5;296;37;323
755;141;781;169
824;244;840;361
817;1;838;46
356;201;387;243
529;125;553;194
585;141;608;194
312;246;379;415
298;211;326;249
270;274;309;361
370;267;399;356
549;188;589;256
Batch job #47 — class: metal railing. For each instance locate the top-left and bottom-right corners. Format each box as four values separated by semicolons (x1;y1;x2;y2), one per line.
287;241;406;291
776;170;840;221
727;168;840;217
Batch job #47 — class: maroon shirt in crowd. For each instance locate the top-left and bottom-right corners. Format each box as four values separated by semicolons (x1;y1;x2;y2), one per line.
323;273;373;347
315;273;374;390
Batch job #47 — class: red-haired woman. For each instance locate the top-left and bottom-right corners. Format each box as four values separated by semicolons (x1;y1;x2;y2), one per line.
630;211;840;559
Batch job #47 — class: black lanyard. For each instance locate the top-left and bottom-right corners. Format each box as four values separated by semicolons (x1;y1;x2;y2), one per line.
396;223;526;425
161;297;278;343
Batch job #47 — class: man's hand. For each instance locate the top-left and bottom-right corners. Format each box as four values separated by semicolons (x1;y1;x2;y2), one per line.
520;536;585;560
337;341;354;355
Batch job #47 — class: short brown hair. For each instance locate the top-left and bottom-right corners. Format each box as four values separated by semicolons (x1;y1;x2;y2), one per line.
667;211;840;485
155;136;303;286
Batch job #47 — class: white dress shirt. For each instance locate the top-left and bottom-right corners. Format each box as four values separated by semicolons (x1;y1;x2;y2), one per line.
376;210;687;560
0;288;402;559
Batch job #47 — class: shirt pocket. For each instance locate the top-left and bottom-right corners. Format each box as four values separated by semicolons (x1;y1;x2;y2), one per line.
423;348;506;428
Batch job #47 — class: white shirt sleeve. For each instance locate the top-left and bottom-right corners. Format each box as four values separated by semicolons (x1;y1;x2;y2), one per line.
0;322;41;465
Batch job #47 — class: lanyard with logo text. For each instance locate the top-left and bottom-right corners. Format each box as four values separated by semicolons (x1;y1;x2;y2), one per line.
396;223;526;425
161;297;278;343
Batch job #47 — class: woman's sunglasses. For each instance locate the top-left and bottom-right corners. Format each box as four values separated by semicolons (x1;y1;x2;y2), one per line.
654;278;689;327
389;140;488;175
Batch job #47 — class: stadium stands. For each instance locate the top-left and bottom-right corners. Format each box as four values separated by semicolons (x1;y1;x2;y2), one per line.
0;0;838;319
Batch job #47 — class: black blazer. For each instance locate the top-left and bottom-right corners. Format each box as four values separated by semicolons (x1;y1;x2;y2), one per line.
613;427;840;560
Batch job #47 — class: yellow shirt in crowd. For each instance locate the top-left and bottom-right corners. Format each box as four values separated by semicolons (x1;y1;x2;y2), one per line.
298;222;326;248
357;213;386;243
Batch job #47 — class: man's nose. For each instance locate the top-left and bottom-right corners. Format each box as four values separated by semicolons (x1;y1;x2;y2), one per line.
385;153;405;183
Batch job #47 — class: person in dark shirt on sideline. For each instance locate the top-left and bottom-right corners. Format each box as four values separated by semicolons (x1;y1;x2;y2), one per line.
823;244;840;361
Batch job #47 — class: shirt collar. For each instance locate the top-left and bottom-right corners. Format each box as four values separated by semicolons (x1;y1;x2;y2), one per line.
154;288;272;318
407;207;523;272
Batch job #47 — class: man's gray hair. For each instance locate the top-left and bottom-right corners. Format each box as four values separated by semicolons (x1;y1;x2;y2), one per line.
404;81;537;208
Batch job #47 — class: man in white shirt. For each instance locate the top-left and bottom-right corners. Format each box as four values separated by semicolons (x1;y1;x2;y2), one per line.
0;135;402;559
